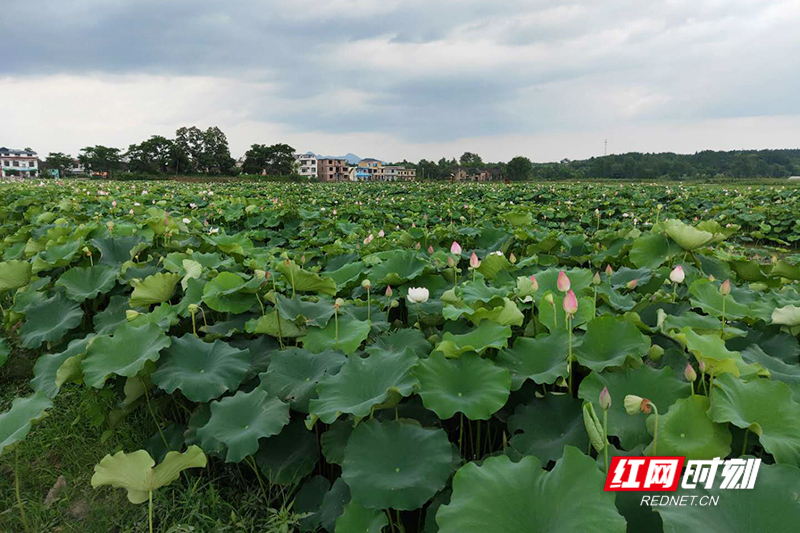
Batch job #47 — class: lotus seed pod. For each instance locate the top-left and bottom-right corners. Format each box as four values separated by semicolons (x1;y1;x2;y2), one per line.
624;395;645;415
361;279;372;290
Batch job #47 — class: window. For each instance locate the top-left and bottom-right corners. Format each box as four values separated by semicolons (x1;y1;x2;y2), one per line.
13;161;19;167
29;161;35;167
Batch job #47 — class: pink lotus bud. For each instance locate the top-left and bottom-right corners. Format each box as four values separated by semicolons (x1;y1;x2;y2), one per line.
428;245;434;254
470;252;481;269
450;241;462;255
415;242;421;250
562;290;578;316
605;264;613;277
378;229;385;238
698;360;707;373
509;253;516;264
720;279;731;296
557;271;571;292
592;272;601;285
530;275;539;291
385;285;393;297
626;279;638;290
599;386;612;410
670;265;685;284
684;362;697;382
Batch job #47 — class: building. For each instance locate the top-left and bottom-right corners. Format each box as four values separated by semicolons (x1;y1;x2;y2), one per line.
1;147;39;178
357;158;382;181
317;158;348;182
381;166;417;181
451;166;501;181
294;152;318;179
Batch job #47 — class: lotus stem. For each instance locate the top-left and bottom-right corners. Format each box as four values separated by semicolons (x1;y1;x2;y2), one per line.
459;413;464;455
567;316;573;396
15;448;31;533
143;385;170;452
742;429;749;456
672;283;677;303
367;288;371;322
721;295;726;338
334;308;339;349
148;490;154;533
191;308;197;337
603;410;609;473
648;401;659;456
255;292;265;315
289;266;296;298
416;303;422;331
272;277;284;348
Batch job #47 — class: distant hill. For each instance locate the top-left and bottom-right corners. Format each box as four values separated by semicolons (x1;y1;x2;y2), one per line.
317;153;363;165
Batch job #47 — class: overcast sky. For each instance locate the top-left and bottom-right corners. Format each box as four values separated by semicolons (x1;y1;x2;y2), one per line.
2;0;799;162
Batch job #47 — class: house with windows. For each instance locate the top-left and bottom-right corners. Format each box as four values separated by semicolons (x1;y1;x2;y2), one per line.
451;166;502;181
294;152;318;179
381;166;416;181
356;158;382;181
317;157;348;181
1;147;39;178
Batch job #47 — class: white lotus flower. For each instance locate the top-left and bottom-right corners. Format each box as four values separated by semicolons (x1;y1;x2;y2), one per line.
406;287;429;304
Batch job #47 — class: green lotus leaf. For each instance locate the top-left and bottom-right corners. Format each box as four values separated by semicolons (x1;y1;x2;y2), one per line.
0;260;32;291
321;420;353;466
578;366;691;450
468;298;525;327
31;240;83;273
629;233;681;269
538;292;595;334
664;219;713;251
325;261;366;288
673;327;760;378
342;419;452;510
202;272;258;313
204;232;254;256
31;336;94;398
433;321;512;358
309;350;418;425
476;252;510;279
277;259;337;296
197;386;290;463
91;446;207;504
294;475;331;532
93;294;128;335
245;310;307;338
55;265;118;302
414;352;510;420
688;279;750;320
260;347;347;412
335;501;389;533
82;322;171;388
573;316;651;372
91;236;144;266
594;283;636;312
184;404;225;457
496;331;570;390
533;267;595;295
151;334;251;402
508;394;588;463
318;478;351;532
130;272;180;308
302;315;370;355
277;294;334;327
255;420;319;485
741;345;800;401
708;374;800;467
436;447;626;533
369;250;428;285
145;423;186;464
657;461;800;533
129;302;180;331
659;309;745;338
770;259;800;280
644;395;731;460
365;328;431;359
0;392;53;456
180;259;202;290
459;279;507;304
772;304;800;327
610;267;653;289
20;293;84;348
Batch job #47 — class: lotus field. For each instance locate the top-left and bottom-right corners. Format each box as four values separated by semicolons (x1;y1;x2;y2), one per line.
2;179;800;532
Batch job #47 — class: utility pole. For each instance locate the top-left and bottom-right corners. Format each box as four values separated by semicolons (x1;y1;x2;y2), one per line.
604;138;608;156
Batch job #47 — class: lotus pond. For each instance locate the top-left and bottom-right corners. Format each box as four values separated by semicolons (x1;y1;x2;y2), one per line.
1;179;800;532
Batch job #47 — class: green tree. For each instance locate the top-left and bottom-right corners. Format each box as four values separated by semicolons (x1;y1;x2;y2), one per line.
506;156;533;181
45;152;73;178
459;152;483;166
78;146;122;178
243;143;296;176
127;136;174;174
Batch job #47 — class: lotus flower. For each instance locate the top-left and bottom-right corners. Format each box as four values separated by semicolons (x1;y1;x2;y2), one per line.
684;362;697;382
509;253;517;264
599;386;612;410
670;265;685;284
626;279;638;290
450;241;462;255
385;285;393;297
624;395;647;415
720;279;731;296
605;264;613;277
407;287;429;304
699;360;707;373
592;272;601;285
470;252;481;269
378;229;385;238
428;245;434;254
557;271;571;292
562;290;578;316
530;275;539;291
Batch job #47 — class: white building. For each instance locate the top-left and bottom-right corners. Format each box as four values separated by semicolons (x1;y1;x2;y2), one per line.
1;147;39;178
294;152;318;179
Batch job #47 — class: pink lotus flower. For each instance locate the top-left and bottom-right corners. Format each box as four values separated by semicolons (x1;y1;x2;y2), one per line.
599;386;612;410
670;265;685;284
562;290;578;316
605;264;613;277
428;245;434;254
470;252;481;269
385;286;393;297
720;279;731;296
684;362;697;382
378;229;385;238
557;271;571;292
530;275;539;291
450;241;462;255
626;279;638;290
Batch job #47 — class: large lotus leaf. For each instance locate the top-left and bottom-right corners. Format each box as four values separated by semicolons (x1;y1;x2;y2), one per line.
342;420;452;510
741;345;800;401
664;219;713;251
277;260;337;296
657;461;800;533
659;309;745;338
255;420;319;484
772;304;800;327
277;294;334;328
309;350;418;425
688;279;750;320
294;475;331;532
629;233;681;269
197;386;290;463
82;322;171;388
770;259;800;281
335;501;389;533
496;331;570;390
130;272;180;308
434;321;512;358
365;328;431;359
93;294;129;334
594;283;636;312
318;478;351;532
533;267;595;295
321;420;353;466
538;292;595;334
0;260;32;291
414;352;510;420
202;272;258;313
708;374;800;467
246;310;307;338
468;298;525;327
151;334;251;402
436;447;626;533
31;239;83;273
31;335;94;398
91;446;206;504
476;252;511;279
673;327;759;378
55;265;118;302
643;395;731;460
184;404;225;457
260;347;347;412
573;316;651;372
0;392;52;456
578;366;691;450
508;394;588;464
459;279;507;304
369;250;428;285
302;315;370;355
325;261;366;288
92;236;144;266
610;267;653;289
20;293;84;348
